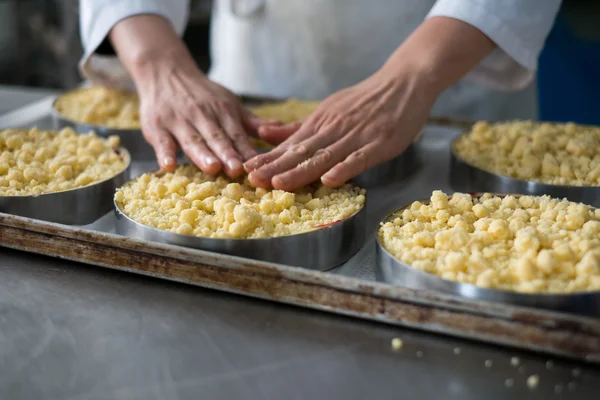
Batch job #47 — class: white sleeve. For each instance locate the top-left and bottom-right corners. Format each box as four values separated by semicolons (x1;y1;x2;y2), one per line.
79;0;190;89
427;0;561;91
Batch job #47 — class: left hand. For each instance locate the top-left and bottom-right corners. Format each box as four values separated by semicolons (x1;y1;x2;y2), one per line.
243;70;437;191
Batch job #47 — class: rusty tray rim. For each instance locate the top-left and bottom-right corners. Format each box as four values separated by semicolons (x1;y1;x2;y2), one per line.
1;211;600;364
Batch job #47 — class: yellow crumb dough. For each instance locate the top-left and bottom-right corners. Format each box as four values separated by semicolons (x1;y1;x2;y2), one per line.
54;86;140;129
115;164;366;239
251;99;321;124
379;191;600;294
454;121;600;186
0;127;127;196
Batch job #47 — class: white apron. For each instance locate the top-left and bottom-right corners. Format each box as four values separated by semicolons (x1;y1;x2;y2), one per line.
208;0;537;120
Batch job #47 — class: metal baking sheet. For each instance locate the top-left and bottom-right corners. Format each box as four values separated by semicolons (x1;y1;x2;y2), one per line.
1;96;600;363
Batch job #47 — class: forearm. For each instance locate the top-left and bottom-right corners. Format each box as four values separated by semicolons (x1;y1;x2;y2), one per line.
108;15;203;86
380;16;496;95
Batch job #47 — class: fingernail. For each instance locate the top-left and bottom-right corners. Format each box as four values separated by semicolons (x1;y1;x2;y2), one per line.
272;175;285;188
204;156;218;166
321;174;334;185
163;156;175;166
243;161;256;171
227;159;242;171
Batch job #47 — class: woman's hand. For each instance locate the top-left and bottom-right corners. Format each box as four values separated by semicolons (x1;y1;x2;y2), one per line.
244;70;436;190
110;15;278;177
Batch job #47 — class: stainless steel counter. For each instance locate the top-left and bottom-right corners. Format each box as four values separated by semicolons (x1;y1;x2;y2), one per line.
1;87;599;400
0;85;57;115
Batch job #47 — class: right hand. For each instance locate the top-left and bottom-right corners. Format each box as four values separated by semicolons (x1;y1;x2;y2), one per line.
136;58;278;177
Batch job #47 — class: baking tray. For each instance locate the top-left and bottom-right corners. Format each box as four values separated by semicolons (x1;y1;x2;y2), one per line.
375;196;600;317
1;96;600;363
450;133;600;207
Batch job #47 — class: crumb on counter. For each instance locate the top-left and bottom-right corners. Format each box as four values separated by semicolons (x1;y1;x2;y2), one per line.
391;338;403;351
0;127;126;196
115;164;366;239
454;121;600;186
510;357;520;367
527;374;540;389
504;378;514;388
378;191;600;294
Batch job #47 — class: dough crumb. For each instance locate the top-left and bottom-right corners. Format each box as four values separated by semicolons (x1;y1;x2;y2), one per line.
527;374;539;389
391;338;403;351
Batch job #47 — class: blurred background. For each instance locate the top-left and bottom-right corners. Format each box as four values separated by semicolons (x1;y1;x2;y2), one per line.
0;0;213;90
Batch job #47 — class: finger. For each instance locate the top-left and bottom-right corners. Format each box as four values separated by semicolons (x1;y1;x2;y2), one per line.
219;113;258;162
249;137;274;153
191;114;244;177
172;121;221;175
243;146;287;173
271;146;347;191
244;147;288;187
258;121;302;145
243;122;315;172
321;143;382;187
144;125;178;171
243;110;283;135
248;133;337;188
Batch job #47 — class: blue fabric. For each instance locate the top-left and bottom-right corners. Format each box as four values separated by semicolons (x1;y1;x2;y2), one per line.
537;16;600;124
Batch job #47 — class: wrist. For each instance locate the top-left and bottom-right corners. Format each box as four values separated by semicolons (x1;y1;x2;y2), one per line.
378;17;496;98
109;15;205;87
129;45;195;83
376;51;445;103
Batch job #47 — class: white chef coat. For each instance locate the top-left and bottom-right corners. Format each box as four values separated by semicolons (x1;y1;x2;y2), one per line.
79;0;561;120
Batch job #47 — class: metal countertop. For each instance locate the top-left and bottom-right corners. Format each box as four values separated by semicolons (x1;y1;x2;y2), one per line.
0;87;599;400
